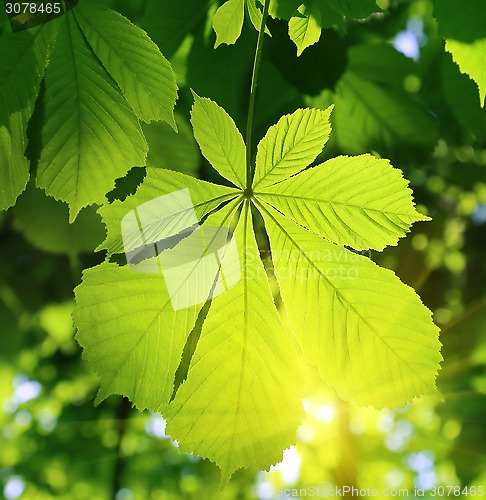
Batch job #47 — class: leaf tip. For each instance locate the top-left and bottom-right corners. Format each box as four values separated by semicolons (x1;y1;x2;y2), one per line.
219;471;232;490
189;88;200;102
94;387;109;407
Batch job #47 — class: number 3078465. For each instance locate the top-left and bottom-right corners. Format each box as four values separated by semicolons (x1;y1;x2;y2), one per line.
5;2;61;14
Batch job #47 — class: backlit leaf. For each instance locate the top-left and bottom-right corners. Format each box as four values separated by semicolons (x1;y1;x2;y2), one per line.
256;154;428;251
259;202;442;408
445;39;486;108
253;106;333;189
165;201;304;484
190;94;247;188
0;26;50;210
288;3;322;56
75;1;178;126
98;167;239;255
212;0;245;48
74;261;200;409
36;13;147;222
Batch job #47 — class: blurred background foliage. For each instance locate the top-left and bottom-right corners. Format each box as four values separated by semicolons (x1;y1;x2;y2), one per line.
0;0;485;498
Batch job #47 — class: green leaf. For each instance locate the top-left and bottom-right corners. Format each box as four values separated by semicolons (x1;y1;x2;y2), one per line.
256;154;428;251
346;43;416;89
269;0;301;20
212;0;245;48
141;0;211;59
75;1;178;126
246;0;271;35
74;261;201;409
258;202;442;408
165;201;304;484
36;13;147;222
313;1;343;29
13;183;105;256
434;0;486;43
434;0;486;107
445;39;486;108
288;3;322;56
0;27;49;210
253;106;333;189
441;52;486;141
324;0;380;19
333;72;438;157
74;96;441;479
97;167;239;255
0;115;29;212
143;113;200;176
190;94;247;188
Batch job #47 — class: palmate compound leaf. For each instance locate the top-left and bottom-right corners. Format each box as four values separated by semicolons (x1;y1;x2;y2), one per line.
75;96;441;482
76;192;304;482
0;25;51;210
36;8;167;221
257;201;442;408
165;201;304;484
255;154;429;251
75;1;178;126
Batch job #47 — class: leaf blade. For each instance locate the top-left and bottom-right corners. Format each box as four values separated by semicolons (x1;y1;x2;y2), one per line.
98;167;240;255
165;201;304;482
253;106;333;189
259;201;442;409
75;1;178;125
288;3;321;56
256;154;427;251
445;38;486;107
190;94;247;188
74;261;200;409
0;27;50;209
36;13;147;221
212;0;245;48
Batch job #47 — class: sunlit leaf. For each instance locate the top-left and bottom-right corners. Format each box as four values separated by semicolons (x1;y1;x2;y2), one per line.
75;1;178;126
288;3;322;56
253;106;333;189
165;201;304;484
97;167;239;255
36;13;147;221
0;26;50;210
256;154;427;251
212;0;245;48
190;94;247;188
259;202;442;408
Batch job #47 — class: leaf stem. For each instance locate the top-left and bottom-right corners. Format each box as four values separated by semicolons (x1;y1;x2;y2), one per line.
245;0;270;190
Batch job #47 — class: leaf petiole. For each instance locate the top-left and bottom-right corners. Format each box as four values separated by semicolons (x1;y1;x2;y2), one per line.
245;0;270;189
